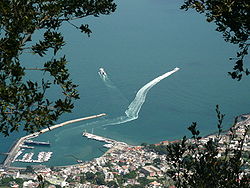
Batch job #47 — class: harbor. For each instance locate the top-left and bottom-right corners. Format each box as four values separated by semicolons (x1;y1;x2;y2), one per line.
1;113;107;169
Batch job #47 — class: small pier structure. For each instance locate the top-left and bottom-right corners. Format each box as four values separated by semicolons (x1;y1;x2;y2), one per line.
82;132;127;148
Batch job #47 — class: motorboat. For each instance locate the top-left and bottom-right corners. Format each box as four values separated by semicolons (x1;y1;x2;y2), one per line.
98;68;107;76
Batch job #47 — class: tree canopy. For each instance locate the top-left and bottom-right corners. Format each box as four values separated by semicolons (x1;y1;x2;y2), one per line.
181;0;250;80
0;0;116;136
165;113;250;187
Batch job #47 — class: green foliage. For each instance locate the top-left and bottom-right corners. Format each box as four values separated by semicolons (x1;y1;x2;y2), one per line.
181;0;250;80
153;158;161;165
141;143;148;147
83;171;106;185
165;106;250;188
106;180;119;188
0;0;116;136
95;172;105;185
145;144;169;155
123;171;137;179
37;174;45;188
14;178;24;185
137;177;152;186
114;174;126;187
85;172;95;181
0;177;13;186
127;185;144;188
0;176;24;187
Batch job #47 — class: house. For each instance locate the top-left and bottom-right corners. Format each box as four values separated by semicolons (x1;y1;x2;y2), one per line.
149;181;162;187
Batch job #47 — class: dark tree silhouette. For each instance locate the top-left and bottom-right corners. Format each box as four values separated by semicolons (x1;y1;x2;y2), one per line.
164;106;250;187
181;0;250;80
0;0;116;136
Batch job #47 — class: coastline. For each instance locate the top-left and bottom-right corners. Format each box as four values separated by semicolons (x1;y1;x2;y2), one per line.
1;113;106;169
57;133;132;169
2;113;250;170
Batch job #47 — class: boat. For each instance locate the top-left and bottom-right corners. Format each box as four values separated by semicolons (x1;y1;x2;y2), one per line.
98;68;107;76
24;140;50;146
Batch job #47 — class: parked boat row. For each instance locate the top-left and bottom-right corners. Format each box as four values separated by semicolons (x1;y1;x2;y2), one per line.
36;151;53;162
13;149;24;161
14;151;53;163
15;152;34;162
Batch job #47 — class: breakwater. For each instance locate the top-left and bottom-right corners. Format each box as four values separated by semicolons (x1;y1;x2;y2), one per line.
39;113;106;134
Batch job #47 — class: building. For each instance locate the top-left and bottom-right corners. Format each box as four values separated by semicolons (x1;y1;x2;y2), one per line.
141;165;162;176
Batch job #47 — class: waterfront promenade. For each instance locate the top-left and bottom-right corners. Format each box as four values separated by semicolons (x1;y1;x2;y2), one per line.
2;113;106;169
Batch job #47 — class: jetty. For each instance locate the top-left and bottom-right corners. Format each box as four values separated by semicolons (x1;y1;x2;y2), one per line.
2;113;107;169
39;113;106;134
83;132;127;148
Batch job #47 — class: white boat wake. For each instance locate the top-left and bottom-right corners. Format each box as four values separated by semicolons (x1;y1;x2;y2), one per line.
125;67;180;119
102;67;180;126
76;67;180;130
86;67;179;128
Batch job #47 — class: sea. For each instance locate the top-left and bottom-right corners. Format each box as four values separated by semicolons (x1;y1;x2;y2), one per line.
1;0;250;167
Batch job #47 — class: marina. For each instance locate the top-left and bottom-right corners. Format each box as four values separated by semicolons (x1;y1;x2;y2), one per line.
2;114;107;169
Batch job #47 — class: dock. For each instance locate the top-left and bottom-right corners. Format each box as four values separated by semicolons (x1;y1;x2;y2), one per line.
83;132;127;148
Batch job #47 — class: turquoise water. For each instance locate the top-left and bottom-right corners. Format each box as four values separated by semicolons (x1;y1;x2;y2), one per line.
1;0;250;166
